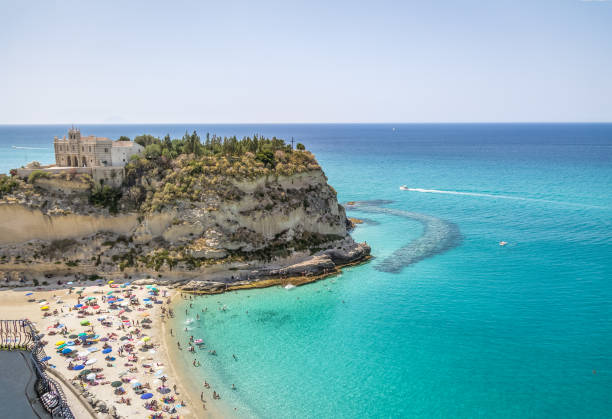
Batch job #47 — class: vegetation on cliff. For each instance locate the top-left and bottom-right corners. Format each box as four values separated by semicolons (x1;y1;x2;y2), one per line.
123;132;320;212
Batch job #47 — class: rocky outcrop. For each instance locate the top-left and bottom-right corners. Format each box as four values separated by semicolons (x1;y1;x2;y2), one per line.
0;166;370;290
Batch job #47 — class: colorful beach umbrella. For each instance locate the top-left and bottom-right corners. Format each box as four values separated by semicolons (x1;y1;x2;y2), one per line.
41;356;51;362
141;393;153;400
25;292;33;296
73;365;85;370
61;348;72;354
80;320;89;325
111;381;122;388
40;306;49;310
102;348;112;354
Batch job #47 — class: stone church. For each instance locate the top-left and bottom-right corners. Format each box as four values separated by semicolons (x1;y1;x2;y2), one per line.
53;128;143;168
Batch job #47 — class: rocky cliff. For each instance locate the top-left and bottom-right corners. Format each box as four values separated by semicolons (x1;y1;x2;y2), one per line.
0;142;369;290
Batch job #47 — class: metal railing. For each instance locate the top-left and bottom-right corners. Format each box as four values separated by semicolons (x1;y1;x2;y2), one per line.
0;319;75;419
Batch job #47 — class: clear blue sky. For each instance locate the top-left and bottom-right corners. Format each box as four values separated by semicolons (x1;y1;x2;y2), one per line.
1;0;611;123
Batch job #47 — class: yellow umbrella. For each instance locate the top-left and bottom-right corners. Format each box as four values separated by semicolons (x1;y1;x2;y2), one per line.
55;340;65;346
41;306;49;310
142;336;150;342
108;280;114;284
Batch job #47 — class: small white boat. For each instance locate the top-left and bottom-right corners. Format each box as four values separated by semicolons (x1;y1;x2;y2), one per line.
284;284;296;290
499;241;508;246
399;185;409;190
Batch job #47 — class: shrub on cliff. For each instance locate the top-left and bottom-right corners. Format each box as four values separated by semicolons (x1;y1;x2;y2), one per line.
90;184;123;214
28;170;51;183
0;175;18;197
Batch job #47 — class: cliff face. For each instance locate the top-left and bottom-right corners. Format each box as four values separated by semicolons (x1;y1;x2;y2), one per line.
0;164;369;288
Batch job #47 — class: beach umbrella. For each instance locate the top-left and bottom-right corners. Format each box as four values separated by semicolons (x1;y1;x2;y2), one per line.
120;336;129;341
92;305;100;310
140;393;153;400
111;381;122;388
87;347;99;352
108;280;114;284
55;341;66;346
142;336;150;342
41;306;49;310
78;332;87;337
80;320;89;325
25;292;33;296
82;305;89;309
56;343;67;349
87;296;95;300
85;358;97;365
107;292;113;295
102;348;112;354
159;387;171;394
67;282;73;285
73;365;85;370
77;351;89;357
69;334;78;339
78;369;92;376
41;356;51;362
61;348;72;354
131;381;142;388
76;290;83;294
86;373;96;380
75;304;83;308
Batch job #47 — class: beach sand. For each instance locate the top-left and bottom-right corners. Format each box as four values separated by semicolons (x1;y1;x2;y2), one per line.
0;282;227;419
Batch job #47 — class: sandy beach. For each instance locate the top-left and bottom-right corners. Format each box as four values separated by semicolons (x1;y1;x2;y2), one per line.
0;281;227;419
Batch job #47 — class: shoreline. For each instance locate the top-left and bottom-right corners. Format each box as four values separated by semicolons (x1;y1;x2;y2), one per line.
161;293;232;419
180;256;372;295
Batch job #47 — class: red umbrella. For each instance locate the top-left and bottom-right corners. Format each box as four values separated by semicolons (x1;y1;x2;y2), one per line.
93;305;100;310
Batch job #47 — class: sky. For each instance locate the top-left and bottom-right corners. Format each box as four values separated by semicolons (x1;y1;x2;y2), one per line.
1;0;611;124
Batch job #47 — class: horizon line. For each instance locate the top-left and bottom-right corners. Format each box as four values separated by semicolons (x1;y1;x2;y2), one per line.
1;121;612;126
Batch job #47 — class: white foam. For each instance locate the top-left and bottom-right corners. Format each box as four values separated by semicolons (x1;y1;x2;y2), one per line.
403;188;600;208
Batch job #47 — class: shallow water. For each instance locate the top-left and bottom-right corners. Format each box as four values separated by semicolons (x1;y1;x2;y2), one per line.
2;123;611;418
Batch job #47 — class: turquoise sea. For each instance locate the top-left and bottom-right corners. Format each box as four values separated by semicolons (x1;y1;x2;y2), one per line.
1;124;611;418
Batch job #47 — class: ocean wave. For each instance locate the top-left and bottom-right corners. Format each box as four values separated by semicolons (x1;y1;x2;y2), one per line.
345;201;462;273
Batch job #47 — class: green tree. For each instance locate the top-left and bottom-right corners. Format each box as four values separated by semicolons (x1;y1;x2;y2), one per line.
117;136;131;141
296;143;305;151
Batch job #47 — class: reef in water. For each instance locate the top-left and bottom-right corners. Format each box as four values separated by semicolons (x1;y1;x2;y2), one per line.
345;201;462;273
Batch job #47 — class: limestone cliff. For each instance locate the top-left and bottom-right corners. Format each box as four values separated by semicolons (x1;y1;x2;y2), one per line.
0;145;369;289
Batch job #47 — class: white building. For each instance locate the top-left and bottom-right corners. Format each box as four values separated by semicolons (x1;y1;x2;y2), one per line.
111;141;143;166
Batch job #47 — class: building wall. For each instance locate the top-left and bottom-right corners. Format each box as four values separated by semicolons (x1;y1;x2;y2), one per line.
111;143;144;166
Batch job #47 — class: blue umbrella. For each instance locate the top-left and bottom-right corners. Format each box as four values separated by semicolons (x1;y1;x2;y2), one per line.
102;348;112;354
140;393;153;399
73;365;85;370
41;356;51;362
75;304;83;308
61;348;72;354
25;292;33;296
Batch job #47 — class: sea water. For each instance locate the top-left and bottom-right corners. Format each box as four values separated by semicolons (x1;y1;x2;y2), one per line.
1;124;611;418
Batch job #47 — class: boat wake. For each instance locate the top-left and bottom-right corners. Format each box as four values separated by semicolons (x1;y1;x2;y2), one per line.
345;201;462;274
402;187;600;208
